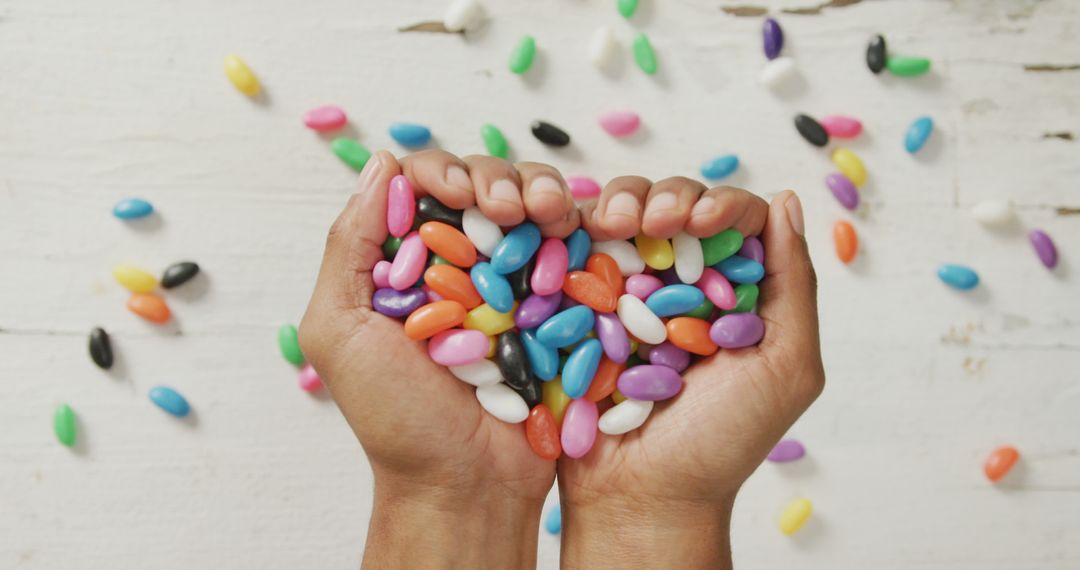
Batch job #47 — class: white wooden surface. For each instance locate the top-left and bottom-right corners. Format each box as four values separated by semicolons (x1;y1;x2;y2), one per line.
2;0;1078;568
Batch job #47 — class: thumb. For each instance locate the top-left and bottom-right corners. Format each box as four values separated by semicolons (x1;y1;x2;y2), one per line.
757;191;820;361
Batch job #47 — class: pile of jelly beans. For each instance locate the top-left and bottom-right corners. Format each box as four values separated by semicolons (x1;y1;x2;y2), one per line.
372;176;766;460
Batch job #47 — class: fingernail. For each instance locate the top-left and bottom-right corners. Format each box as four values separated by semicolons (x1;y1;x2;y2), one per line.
605;192;641;218
529;175;564;198
691;196;715;218
488;179;520;203
785;193;805;236
645;193;678;215
446;165;472;192
359;153;385;189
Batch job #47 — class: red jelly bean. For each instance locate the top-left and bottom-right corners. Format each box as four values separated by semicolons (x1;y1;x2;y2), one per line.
526;404;562;460
562;271;617;313
419;222;477;268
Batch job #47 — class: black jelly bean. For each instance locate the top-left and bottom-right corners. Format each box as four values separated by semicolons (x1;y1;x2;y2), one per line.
161;261;200;289
417;196;464;228
867;34;887;74
794;114;829;147
511;377;543;408
531;121;571;147
89;326;113;370
508;258;534;300
496;331;533;390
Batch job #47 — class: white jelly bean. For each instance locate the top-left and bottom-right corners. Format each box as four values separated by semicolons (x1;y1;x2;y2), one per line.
449;359;503;387
443;0;482;32
589;26;617;69
672;232;705;284
598;398;654;435
760;57;797;89
971;199;1014;226
592;241;646;276
617;294;667;344
462;207;504;257
475;383;529;423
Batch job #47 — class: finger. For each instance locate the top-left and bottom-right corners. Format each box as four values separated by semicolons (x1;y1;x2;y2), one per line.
515;161;576;226
641;176;706;239
588;176;651;241
685;185;769;239
463;154;526;227
400;149;475;210
537;203;581;239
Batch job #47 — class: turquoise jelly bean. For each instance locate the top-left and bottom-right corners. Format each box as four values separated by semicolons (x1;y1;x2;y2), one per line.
562;339;602;399
905;116;933;154
535;305;595;348
700;155;739;180
937;264;979;290
491;223;542;274
565;228;592;271
645;284;706;317
715;255;765;284
544;505;562;535
470;262;515;312
149;386;190;417
113;198;154;219
388;122;432;147
521;329;559;381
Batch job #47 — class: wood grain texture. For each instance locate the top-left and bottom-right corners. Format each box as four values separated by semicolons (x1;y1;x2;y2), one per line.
1;0;1078;568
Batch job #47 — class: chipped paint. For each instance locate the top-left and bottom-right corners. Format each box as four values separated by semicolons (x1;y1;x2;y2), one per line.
1042;132;1074;140
782;0;862;16
720;5;768;17
1023;63;1080;72
398;21;461;34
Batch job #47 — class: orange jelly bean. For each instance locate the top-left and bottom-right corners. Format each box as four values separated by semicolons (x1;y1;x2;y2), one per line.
424;265;483;309
526;404;562;460
584;357;625;402
403;300;466;340
666;317;719;356
419;221;477;268
834;220;858;264
984;446;1020;482
562;271;617;312
586;253;624;296
127;293;171;324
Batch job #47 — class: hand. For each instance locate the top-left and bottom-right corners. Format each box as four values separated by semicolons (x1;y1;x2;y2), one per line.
299;150;579;568
558;177;825;568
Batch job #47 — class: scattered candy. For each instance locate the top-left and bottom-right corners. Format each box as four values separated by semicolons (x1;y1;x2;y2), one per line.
984;446;1020;482
113;264;157;294
509;35;537;74
544;505;562;535
632;33;658;75
389;122;432;147
905;116;934;154
833;220;858;264
480;123;509;159
831;148;867;187
762;18;783;60
760;57;797;89
598;111;641;138
161;261;200;289
113;198;154;220
88;326;114;370
278;324;304;365
298;364;322;392
476;383;529;423
149;386;191;417
866;34;887;74
443;0;482;32
825;173;859;211
617;0;639;18
779;498;812;535
224;54;260;96
767;439;806;462
700;154;739;180
531;120;571;147
598;398;653;435
887;56;931;77
794;114;829;147
303;106;347;132
54;404;76;447
567;176;601;200
971;200;1014;226
127;293;171;324
588;26;618;69
937;264;979;290
1028;229;1058;269
331;138;371;172
820;115;862;139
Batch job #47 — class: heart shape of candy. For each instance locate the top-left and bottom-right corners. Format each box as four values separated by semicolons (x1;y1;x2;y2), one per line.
371;175;766;460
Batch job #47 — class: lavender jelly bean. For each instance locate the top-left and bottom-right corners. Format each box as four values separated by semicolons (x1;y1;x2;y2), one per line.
515;292;563;329
825;173;859;211
648;342;690;372
595;312;631;364
738;236;765;265
709;312;765;348
373;288;428;318
617;365;683;401
1028;229;1058;269
767;439;806;462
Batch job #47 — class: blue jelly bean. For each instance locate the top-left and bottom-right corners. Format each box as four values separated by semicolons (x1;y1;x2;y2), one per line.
645;284;706;317
937;264;979;290
491;223;542;275
149;386;190;417
544;505;562;535
470;262;515;313
700;154;739;180
565;228;592;271
388;122;432;147
562;339;602;398
521;329;559;381
715;255;765;284
905;116;934;154
113;198;154;220
535;305;595;348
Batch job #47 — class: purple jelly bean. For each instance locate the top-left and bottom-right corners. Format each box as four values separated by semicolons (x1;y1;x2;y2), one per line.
738;236;765;265
709;313;765;349
515;292;563;329
763;18;783;60
657;268;681;286
594;312;631;364
558;295;582;311
648;342;690;372
1028;229;1058;269
767;439;806;462
625;274;664;300
372;287;428;318
617;365;683;401
825;173;859;211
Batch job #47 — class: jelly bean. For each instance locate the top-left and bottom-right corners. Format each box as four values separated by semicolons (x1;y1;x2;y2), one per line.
670;232;704;284
636;235;674;270
984;446;1020;482
779;498;812;535
584;357;624;402
834;220;858;264
866;34;887;74
831;148;866;187
420;222;477;268
470;262;514;313
277;324;304;365
794;114;828;147
763;17;783;60
388;233;427;290
224;55;260;96
625;274;664;300
584;254;623;297
710;313;765;349
567;176;602;200
382;236;403;260
508;259;534;300
700;155;739;180
636;342;653;360
464;301;517;336
429;329;489;366
826;173;859;211
616;294;667;345
632;33;658;75
971;200;1014;226
417;196;464;228
449;359;503;387
589;26;617;69
531;120;570;147
649;342;690;372
127;293;171;324
666;317;719;356
88;326;114;370
486;335;498;358
598;111;641;138
905;116;934;154
739;236;765;265
149;386;190;417
767;439;806;462
1029;229;1058;269
645;285;705;317
561;399;599;458
480;123;509;159
683;297;714;319
303;105;347;132
54;403;76;447
543;378;572;424
598;399;654;436
527;405;562;460
937;264;979;290
386;175;416;238
716;255;765;284
562;272;618;313
372;261;392;288
113;264;157;294
425;265;483;310
725;283;759;314
618;0;639;18
521;329;559;381
695;268;737;311
544;505;562;535
515;292;562;329
887;56;931;77
509;35;537;74
476;383;529;423
536;306;595;348
562;339;603;398
491;223;542;275
389;122;432;147
565;229;592;272
424;286;444;303
444;0;482;32
429;254;454;268
331;138;371;172
515;377;545;410
594;312;630;364
493;331;533;390
701;229;743;266
159;261;199;289
591;240;645;276
298;363;322;392
611;389;628;404
404;300;466;340
760;57;797;89
820;115;862;139
617;365;683;401
113;198;154;220
462;207;503;257
531;239;569;295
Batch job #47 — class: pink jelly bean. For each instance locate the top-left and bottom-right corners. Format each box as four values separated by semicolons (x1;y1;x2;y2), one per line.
561;399;599;459
819;115;862;139
598;111;641;137
386;175;415;238
695;268;737;310
531;238;569;295
388;232;427;290
428;329;488;366
373;260;392;288
625;274;664;300
567;176;601;200
298;363;322;392
302;105;348;132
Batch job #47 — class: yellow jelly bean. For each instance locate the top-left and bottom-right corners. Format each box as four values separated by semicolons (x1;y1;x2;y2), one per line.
611;389;628;404
635;235;674;270
779;498;812;535
224;55;261;96
831;148;866;187
112;264;157;293
486;335;497;359
628;340;639;354
542;377;572;426
463;302;517;336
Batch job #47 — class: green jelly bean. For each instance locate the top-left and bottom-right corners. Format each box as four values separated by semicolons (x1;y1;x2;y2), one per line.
633;33;657;75
331;138;371;172
429;254;453;267
509;35;536;74
683;297;715;319
481;124;509;159
382;236;403;261
724;284;759;314
54;404;76;447
617;0;639;18
278;324;304;366
626;353;646;368
886;56;931;77
701;229;744;266
559;352;569;370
